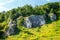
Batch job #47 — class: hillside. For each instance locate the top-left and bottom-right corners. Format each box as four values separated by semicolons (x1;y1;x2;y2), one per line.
0;2;60;40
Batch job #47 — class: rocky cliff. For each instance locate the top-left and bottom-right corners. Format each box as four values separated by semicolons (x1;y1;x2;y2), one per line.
24;13;56;28
5;13;56;36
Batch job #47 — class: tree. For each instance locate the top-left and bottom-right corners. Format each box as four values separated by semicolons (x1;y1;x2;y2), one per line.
0;13;5;22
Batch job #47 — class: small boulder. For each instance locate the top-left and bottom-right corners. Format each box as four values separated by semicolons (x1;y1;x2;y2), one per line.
48;13;56;21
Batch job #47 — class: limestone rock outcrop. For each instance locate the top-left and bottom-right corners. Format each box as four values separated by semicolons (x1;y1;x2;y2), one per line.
24;13;56;28
6;20;18;36
24;15;45;28
48;13;56;21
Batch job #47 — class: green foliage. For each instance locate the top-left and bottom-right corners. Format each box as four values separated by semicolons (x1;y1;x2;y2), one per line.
34;6;46;15
0;2;60;40
17;16;24;27
0;13;5;22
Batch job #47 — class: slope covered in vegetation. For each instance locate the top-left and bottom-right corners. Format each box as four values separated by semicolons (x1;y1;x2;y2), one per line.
6;20;60;40
0;2;60;40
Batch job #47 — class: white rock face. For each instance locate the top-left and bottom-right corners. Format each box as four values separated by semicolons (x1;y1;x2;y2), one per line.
24;15;45;28
25;17;32;28
6;20;17;36
48;13;56;21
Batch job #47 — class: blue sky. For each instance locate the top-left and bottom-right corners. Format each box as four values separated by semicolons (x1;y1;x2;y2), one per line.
0;0;60;12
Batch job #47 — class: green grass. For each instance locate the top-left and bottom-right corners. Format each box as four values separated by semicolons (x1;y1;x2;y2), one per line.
6;20;60;40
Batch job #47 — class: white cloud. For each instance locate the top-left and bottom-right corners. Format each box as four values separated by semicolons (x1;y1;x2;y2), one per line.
0;6;9;12
4;0;14;4
0;0;14;12
0;0;14;6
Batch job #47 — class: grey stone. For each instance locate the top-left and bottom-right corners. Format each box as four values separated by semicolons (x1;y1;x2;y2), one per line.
24;15;45;28
6;20;17;36
48;13;56;21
